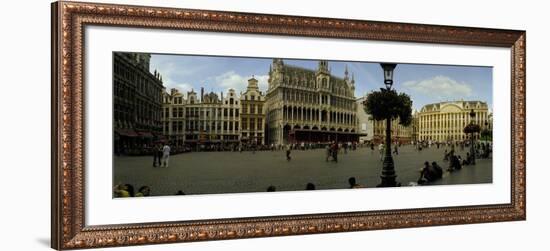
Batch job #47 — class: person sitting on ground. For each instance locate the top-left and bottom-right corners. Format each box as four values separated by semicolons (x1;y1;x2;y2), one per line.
114;183;134;197
348;177;364;188
449;154;462;171
306;183;316;190
135;186;151;197
431;161;443;180
418;161;433;184
113;184;129;198
267;185;276;192
175;190;185;195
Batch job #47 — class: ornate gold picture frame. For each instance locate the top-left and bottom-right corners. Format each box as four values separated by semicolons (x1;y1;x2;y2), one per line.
51;1;526;249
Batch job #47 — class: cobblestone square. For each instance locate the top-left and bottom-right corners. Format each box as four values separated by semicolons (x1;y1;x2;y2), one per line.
113;145;492;196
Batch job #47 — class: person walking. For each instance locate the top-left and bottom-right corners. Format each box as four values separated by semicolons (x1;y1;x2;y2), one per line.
286;144;292;161
161;143;171;168
378;143;385;161
393;145;399;155
331;142;339;162
152;143;162;167
325;144;331;162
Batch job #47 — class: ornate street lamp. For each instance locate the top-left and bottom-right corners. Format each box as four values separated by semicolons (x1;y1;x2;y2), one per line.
381;63;397;90
469;109;476;165
378;63;398;187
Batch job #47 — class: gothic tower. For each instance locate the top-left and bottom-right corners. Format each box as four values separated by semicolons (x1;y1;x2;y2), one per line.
316;60;330;90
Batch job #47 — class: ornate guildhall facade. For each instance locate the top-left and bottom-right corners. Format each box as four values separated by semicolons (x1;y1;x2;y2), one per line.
417;101;491;142
113;52;164;154
162;88;241;147
240;77;266;145
265;59;359;145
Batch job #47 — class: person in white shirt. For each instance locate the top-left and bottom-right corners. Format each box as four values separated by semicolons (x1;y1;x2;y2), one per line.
162;144;171;168
378;143;385;162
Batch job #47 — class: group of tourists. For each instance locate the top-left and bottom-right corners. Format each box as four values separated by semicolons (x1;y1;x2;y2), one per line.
375;143;400;161
414;140;468;151
152;143;172;168
325;141;342;162
417;161;444;184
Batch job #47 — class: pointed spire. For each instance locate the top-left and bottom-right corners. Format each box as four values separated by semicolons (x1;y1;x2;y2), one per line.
317;60;329;73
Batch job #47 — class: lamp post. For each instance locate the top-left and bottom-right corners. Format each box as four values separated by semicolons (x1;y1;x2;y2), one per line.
378;63;398;187
469;109;476;165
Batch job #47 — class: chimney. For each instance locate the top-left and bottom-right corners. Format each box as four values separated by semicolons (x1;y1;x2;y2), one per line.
201;87;204;101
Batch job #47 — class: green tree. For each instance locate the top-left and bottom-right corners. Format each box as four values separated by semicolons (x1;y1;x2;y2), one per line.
362;89;413;126
480;128;492;141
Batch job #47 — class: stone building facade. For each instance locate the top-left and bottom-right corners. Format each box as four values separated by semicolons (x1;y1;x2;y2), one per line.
356;96;374;143
417;101;491;142
162;88;241;149
411;111;419;142
265;59;359;145
240;77;266;145
372;118;414;144
113;52;164;155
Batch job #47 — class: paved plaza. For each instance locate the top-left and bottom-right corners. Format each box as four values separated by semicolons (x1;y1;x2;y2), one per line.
113;145;492;196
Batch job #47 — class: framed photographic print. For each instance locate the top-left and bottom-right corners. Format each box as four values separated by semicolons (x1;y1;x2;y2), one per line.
51;1;526;250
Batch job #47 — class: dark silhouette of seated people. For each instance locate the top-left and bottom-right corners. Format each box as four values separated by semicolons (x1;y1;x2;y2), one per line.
135;186;151;197
448;153;462;171
306;183;316;190
348;177;364;188
418;161;444;184
418;162;434;184
267;185;276;192
431;161;443;180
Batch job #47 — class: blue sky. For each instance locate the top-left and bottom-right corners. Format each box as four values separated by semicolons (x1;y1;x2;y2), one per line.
149;54;492;111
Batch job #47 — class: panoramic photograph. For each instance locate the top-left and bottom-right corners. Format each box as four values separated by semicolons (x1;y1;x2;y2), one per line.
112;52;493;198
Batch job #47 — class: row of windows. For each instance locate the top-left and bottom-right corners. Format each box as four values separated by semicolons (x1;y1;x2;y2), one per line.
241;104;263;114
281;107;357;125
282;90;353;109
241;118;263;131
167;96;239;105
164;107;241;119
114;62;162;103
165;121;241;133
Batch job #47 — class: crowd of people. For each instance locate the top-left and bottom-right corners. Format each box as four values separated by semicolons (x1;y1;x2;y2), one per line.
116;139;492;196
114;176;367;197
415;141;492;185
113;184;192;197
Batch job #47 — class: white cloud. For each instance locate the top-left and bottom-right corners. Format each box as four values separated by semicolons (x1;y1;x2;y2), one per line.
174;83;193;93
214;71;269;93
402;75;473;100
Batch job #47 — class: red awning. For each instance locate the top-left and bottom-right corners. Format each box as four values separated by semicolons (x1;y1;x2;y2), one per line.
115;129;139;137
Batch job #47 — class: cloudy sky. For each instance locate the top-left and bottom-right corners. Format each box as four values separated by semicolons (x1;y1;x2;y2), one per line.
149;53;492;111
